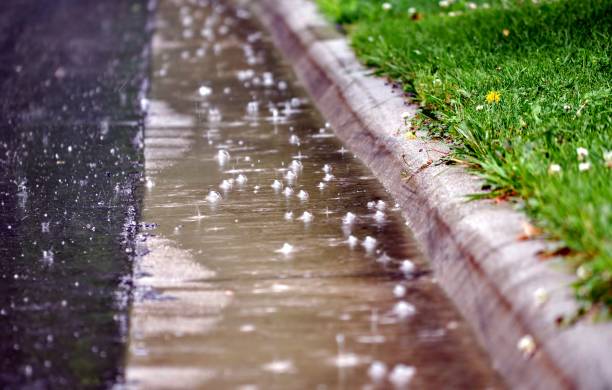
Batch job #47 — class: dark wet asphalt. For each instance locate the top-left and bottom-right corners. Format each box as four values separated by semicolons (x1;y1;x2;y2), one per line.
0;1;150;388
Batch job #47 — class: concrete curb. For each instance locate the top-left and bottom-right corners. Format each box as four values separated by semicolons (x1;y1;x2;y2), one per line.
247;1;612;389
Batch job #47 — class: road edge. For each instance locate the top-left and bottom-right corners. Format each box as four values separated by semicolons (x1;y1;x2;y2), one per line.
246;1;612;388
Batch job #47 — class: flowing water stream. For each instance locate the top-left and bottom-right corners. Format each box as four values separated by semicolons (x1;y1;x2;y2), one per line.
126;0;505;388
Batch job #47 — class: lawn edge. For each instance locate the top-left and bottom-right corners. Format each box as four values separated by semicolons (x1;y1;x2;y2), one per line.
246;0;612;388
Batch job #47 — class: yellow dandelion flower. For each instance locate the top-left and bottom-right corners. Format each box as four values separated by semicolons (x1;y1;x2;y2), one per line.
486;90;501;103
502;28;510;37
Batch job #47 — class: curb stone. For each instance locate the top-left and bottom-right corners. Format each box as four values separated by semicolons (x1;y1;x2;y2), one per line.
245;1;612;388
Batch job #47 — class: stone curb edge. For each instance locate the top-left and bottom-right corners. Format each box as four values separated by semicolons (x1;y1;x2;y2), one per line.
245;1;612;389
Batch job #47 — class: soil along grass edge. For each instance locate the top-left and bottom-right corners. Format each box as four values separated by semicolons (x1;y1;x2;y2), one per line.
246;0;612;388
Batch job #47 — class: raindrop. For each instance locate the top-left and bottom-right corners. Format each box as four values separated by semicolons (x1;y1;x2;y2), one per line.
262;359;295;374
323;173;334;182
219;179;233;191
376;252;392;265
42;250;54;265
198;85;212;97
275;243;294;255
271;180;283;191
240;324;256;333
376;200;386;211
289;134;300;145
346;235;358;249
262;72;274;87
393;284;407;298
297;190;309;201
217;150;230;165
362;236;377;253
289;160;303;172
374;210;385;223
145;177;155;189
284;211;293;221
393;301;416;319
247;101;259;114
400;260;416;277
236;174;248;185
342;212;356;225
368;361;388;382
285;170;296;182
283;187;293;197
317;182;326;190
323;164;332;173
389;364;416;388
206;191;222;203
298;211;313;223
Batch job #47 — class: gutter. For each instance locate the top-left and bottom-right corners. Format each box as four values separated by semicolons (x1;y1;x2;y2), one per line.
246;1;612;388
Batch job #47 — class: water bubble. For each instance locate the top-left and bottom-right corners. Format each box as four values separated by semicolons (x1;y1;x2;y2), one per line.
206;191;222;203
285;170;296;183
275;243;294;255
342;212;356;225
374;210;385;223
42;249;54;265
368;361;388;382
297;190;309;201
271;179;283;191
219;179;233;191
393;284;407;298
208;107;222;122
393;301;416;319
247;101;259;114
290;97;301;107
236;174;248;185
400;260;416;277
240;324;256;333
262;72;274;87
389;364;416;388
237;69;255;81
289;160;303;172
262;359;295;374
346;235;358;249
198;85;212;97
376;252;392;265
298;211;313;223
333;353;361;368
217;150;230;165
140;98;149;112
145;177;155;189
289;134;300;145
362;236;377;253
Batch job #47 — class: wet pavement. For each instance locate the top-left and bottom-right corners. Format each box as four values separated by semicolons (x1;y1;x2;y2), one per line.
127;1;505;389
0;0;150;388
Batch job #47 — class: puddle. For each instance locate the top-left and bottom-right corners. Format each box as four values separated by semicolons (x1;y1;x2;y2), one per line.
126;1;505;389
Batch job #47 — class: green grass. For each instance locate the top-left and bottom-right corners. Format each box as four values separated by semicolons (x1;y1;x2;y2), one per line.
316;0;612;318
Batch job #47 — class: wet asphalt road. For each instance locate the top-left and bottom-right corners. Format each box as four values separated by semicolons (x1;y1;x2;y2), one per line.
0;0;150;388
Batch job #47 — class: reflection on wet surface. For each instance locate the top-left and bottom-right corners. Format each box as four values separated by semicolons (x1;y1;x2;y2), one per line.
127;0;504;388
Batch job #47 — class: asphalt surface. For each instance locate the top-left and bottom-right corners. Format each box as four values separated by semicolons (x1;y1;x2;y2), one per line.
0;0;150;388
